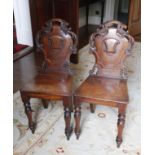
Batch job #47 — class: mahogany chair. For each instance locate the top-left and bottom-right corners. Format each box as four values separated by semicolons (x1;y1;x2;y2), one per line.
20;18;77;140
74;20;134;147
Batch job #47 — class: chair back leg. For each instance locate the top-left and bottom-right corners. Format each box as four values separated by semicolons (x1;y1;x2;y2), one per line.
116;104;127;148
63;96;73;140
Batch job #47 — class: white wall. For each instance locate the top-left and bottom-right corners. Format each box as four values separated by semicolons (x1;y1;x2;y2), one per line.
13;0;33;46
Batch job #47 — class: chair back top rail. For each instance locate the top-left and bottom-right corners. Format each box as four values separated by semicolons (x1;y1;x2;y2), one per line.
36;18;78;74
89;20;134;79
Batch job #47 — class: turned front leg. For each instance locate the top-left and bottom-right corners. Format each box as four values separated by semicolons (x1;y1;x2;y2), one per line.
63;97;72;140
74;97;81;139
116;104;127;148
21;93;35;133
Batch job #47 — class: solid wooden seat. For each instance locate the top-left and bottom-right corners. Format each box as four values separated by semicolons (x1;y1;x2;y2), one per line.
21;73;73;97
20;19;77;140
75;76;128;104
74;20;134;147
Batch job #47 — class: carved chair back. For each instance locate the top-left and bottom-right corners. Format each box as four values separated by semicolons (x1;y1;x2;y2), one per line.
36;18;77;73
89;20;134;79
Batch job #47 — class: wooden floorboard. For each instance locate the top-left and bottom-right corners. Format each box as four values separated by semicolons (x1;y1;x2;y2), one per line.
13;52;44;93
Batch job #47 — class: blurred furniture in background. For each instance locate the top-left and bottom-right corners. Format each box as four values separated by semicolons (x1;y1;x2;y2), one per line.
79;0;105;26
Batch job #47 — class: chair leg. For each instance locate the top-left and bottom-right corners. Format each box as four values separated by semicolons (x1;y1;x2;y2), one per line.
74;97;81;139
42;99;49;109
63;97;72;140
69;96;73;112
90;104;95;113
116;104;127;148
21;93;35;134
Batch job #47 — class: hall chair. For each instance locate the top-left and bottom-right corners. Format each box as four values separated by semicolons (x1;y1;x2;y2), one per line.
20;18;77;140
73;20;134;147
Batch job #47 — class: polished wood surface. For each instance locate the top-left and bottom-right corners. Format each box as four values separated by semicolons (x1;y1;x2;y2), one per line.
29;0;79;63
36;18;77;72
128;0;141;41
75;76;128;104
74;20;134;148
29;0;53;43
13;52;43;93
89;20;134;79
13;25;96;93
20;19;77;140
52;0;79;64
21;73;73;97
52;0;79;35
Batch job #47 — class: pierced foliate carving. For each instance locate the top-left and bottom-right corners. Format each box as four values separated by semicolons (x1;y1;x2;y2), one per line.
36;18;78;73
89;20;134;79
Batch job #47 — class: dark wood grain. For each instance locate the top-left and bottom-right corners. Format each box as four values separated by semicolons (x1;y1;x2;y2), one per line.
29;0;79;63
13;25;97;93
29;0;53;44
20;19;77;140
128;0;141;41
74;20;134;148
52;0;79;64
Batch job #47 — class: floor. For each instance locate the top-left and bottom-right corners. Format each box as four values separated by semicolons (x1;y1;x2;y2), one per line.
13;42;141;155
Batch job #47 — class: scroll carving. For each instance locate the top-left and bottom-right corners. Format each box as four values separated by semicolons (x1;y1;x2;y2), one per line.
36;18;78;74
89;20;134;79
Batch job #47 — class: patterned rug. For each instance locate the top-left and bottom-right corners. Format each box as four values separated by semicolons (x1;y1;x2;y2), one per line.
13;42;141;155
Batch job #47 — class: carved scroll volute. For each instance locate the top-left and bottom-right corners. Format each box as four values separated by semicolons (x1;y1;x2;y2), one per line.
89;20;134;79
35;18;77;73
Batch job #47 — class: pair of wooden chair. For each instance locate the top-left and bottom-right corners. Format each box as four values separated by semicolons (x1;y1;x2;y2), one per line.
20;19;134;147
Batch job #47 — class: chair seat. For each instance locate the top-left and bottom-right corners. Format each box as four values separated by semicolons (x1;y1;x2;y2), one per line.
21;72;73;97
74;76;129;104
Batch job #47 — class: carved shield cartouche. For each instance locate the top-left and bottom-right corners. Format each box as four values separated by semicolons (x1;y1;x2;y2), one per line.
89;20;134;79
